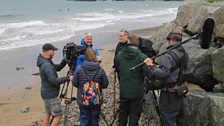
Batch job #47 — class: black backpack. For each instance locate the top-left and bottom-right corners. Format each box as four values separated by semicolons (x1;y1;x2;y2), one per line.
139;37;156;58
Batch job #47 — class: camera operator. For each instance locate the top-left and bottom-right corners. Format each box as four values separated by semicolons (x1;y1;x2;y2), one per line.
37;43;73;126
144;33;189;126
76;33;102;69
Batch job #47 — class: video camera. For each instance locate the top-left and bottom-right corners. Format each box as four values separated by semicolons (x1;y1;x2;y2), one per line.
63;42;86;69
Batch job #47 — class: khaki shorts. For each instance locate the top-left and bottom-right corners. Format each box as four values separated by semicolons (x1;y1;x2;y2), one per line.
43;97;62;116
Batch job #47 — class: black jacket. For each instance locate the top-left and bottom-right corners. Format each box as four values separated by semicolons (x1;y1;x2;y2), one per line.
37;54;69;99
113;41;128;68
151;45;189;87
72;60;109;106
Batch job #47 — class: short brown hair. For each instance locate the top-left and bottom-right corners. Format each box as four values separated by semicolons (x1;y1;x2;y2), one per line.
128;34;140;45
120;28;129;37
85;48;97;61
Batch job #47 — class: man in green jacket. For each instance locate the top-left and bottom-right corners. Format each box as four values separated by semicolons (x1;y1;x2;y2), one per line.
115;35;150;126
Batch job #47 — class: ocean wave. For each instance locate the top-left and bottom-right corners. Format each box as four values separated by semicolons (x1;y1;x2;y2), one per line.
74;15;116;22
74;7;177;24
30;28;64;35
0;20;46;30
105;8;114;11
0;14;24;18
0;29;5;35
139;7;178;17
0;6;178;51
1;35;26;42
0;34;73;51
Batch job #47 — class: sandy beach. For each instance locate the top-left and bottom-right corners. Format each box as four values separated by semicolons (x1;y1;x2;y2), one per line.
0;48;116;126
0;25;163;126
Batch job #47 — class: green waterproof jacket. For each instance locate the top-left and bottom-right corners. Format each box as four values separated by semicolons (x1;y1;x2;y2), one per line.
115;45;148;99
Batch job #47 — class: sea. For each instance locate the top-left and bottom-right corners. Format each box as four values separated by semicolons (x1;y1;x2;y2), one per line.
0;0;182;50
0;0;183;90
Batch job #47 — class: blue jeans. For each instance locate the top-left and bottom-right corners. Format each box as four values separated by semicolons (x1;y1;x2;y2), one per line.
79;105;101;126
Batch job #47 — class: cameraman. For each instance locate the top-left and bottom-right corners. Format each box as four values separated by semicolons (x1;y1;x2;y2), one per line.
145;33;189;126
37;43;73;126
76;33;102;69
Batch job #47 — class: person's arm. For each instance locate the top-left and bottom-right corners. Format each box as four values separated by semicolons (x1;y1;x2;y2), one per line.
100;68;109;89
44;63;69;85
114;51;122;73
95;48;99;56
76;55;85;69
72;68;79;87
54;59;67;71
140;55;149;76
146;54;172;78
113;43;120;68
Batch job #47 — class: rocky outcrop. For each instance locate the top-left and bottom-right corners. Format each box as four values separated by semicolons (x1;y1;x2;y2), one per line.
146;1;224;126
177;2;224;41
211;46;224;91
184;92;224;126
182;39;217;91
149;0;224;92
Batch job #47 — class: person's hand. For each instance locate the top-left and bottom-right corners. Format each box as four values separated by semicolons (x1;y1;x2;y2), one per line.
96;56;103;61
144;58;154;66
69;75;73;81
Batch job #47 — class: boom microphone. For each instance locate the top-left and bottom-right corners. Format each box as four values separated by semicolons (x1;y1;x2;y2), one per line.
130;17;215;71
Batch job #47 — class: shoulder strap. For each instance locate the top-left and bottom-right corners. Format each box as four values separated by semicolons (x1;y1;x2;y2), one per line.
169;51;180;72
81;66;91;81
168;51;184;85
81;66;101;82
92;67;101;80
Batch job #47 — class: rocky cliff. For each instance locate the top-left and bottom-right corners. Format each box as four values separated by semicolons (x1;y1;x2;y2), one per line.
145;0;224;125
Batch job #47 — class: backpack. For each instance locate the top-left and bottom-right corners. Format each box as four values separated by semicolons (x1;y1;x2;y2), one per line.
145;65;165;90
145;50;182;90
81;66;102;106
139;37;156;58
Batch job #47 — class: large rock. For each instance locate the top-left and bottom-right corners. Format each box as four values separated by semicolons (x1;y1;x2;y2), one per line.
176;3;210;27
182;38;217;91
150;29;218;91
187;6;219;34
184;92;224;126
215;24;224;38
211;46;224;91
150;22;178;52
177;2;224;40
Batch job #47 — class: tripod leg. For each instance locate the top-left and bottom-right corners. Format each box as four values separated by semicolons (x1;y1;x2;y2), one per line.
100;111;110;126
110;107;120;126
113;71;116;114
152;90;163;126
62;102;69;126
48;116;54;126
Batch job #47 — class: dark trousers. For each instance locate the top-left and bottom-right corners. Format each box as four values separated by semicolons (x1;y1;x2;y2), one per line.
118;97;142;126
159;91;186;126
79;105;101;126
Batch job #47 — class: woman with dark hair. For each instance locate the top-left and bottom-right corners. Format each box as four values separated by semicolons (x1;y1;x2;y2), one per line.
72;48;109;126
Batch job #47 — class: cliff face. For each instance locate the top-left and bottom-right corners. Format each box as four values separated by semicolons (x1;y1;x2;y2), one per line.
150;0;224;92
